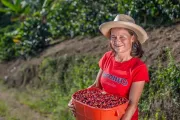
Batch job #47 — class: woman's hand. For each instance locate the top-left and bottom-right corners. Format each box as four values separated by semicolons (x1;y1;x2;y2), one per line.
68;99;76;117
87;84;97;89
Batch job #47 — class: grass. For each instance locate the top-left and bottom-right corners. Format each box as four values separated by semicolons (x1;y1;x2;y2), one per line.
15;87;53;115
0;97;19;120
0;80;50;120
0;99;7;117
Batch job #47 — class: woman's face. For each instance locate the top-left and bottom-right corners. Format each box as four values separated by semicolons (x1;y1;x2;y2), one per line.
110;28;134;54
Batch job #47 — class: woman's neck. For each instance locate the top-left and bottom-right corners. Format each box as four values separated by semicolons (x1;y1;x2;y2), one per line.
115;52;132;62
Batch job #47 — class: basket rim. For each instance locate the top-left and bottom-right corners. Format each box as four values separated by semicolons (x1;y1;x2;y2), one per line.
72;87;129;110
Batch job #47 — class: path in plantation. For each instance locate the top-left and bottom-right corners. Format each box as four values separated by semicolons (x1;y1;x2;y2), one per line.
0;117;4;120
0;84;50;120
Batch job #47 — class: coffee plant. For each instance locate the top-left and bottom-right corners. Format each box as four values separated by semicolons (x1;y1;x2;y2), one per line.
48;0;120;38
16;14;51;58
129;0;180;27
1;0;180;61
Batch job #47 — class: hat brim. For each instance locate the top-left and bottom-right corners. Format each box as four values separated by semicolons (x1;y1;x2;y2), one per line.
99;21;148;44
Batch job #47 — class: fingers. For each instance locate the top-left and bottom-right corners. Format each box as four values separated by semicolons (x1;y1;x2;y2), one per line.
70;107;76;117
68;102;75;111
68;99;76;117
71;109;76;117
69;105;75;112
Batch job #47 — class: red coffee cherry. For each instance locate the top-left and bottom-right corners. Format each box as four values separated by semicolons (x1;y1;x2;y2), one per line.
73;88;128;109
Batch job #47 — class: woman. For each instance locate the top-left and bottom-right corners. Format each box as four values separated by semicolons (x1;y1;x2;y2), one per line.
68;14;149;120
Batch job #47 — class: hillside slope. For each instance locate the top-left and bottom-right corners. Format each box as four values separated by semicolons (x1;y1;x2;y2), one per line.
0;23;180;81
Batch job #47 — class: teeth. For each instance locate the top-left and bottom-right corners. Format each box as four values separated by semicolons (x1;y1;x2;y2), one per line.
114;44;121;47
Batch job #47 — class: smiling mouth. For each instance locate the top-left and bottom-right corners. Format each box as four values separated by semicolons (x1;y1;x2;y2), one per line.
113;44;123;47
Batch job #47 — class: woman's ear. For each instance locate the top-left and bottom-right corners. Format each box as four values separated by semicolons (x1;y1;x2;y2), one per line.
131;35;135;42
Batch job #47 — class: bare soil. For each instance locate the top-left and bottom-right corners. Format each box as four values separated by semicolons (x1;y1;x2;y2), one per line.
0;23;180;79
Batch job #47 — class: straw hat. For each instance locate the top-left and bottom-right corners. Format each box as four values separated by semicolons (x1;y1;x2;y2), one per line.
99;14;148;44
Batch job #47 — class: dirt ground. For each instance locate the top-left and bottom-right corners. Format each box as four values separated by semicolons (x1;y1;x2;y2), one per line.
0;83;50;120
0;23;180;80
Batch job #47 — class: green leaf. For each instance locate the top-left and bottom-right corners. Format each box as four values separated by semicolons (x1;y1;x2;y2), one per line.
0;8;9;13
42;0;48;8
15;0;21;6
15;0;22;13
23;6;30;15
1;0;17;12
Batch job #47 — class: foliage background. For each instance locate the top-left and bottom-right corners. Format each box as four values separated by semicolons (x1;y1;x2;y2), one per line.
0;0;180;61
0;0;180;120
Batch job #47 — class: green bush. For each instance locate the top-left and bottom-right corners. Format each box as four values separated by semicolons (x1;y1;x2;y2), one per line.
48;0;120;38
16;14;51;58
0;24;19;61
139;48;180;119
0;13;52;61
37;55;100;120
0;35;16;61
0;0;53;61
47;0;180;39
1;0;180;61
129;0;180;27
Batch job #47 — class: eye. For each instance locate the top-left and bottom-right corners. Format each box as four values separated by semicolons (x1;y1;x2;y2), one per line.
111;36;116;40
120;36;126;40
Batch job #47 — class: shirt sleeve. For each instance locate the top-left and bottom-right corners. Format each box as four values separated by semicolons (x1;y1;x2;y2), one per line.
98;52;109;70
132;64;150;82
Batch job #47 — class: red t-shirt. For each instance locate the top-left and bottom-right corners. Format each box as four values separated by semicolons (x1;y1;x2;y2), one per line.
98;51;149;120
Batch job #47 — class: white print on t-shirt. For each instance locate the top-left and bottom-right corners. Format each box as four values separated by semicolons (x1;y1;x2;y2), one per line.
102;72;128;86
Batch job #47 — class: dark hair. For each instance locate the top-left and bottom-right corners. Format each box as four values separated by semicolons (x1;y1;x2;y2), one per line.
109;28;144;58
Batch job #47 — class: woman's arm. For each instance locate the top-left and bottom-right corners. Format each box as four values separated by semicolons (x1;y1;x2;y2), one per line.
121;81;145;120
88;68;103;89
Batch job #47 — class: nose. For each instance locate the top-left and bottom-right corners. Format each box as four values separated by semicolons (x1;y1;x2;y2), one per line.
115;37;123;43
117;37;122;42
